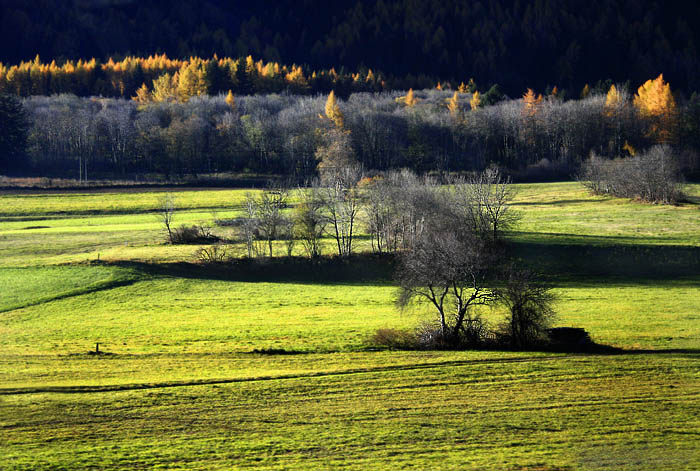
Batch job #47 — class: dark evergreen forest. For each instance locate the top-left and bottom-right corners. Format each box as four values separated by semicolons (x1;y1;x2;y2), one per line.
2;0;699;96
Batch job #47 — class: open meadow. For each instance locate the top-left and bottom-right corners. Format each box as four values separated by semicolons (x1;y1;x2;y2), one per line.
0;182;698;470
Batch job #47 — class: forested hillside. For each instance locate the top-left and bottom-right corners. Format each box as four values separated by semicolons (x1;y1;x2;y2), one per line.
1;0;699;96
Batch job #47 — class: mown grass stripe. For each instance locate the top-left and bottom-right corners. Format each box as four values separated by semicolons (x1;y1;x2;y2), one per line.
0;355;575;395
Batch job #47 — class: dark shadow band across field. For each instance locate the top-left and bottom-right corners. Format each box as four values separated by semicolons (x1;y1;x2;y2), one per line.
0;268;142;314
508;230;697;246
508;238;700;280
106;237;700;286
510;199;603;207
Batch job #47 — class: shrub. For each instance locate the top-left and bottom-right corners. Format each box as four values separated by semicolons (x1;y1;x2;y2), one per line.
580;145;683;204
171;224;220;244
413;317;490;350
370;328;417;349
495;267;556;349
195;243;231;264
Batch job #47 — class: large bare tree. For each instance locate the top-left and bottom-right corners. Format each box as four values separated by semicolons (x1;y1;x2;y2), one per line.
396;186;500;346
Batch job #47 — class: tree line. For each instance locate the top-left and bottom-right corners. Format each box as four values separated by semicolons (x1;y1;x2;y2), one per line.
3;74;698;181
0;55;388;100
2;0;699;96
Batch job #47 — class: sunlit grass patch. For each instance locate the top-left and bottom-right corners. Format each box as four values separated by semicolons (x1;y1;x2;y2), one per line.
0;265;141;312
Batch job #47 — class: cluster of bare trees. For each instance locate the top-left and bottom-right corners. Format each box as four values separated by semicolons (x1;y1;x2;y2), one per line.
580;145;684;203
13;88;699;179
228;168;362;259
388;169;552;349
223;166;517;261
158;167;555;350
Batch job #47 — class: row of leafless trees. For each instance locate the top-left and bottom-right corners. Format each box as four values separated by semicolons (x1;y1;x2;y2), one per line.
216;166;517;261
15;89;699;179
580;145;684;203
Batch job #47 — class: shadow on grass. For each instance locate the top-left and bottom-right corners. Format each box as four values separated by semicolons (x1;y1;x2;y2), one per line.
508;230;691;245
109;238;700;287
511;199;598;206
3;347;696;396
507;236;700;281
113;253;398;284
369;340;700;356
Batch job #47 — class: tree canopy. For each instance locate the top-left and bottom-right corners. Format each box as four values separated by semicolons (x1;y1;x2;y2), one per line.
1;0;699;96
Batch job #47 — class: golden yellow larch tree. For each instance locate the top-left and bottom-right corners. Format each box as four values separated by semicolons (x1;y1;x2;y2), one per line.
404;88;417;107
132;83;151;103
151;73;178;103
633;74;677;143
470;90;481;110
522;88;542;116
225;90;235;109
447;91;459;115
285;65;309;93
458;78;477;93
324;90;345;129
581;83;590;99
605;84;624;113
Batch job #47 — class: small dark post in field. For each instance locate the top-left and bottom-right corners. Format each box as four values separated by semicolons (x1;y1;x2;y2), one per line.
95;342;99;354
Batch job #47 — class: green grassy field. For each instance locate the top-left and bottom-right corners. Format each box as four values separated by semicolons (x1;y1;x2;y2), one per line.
0;182;698;470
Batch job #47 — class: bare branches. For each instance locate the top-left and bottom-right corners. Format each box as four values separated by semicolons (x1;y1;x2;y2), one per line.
448;166;518;241
319;166;362;257
294;184;326;258
495;266;556;348
157;193;176;244
580;145;683;203
395;178;501;346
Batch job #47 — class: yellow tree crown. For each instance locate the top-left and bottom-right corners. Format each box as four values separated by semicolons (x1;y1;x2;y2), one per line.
225;90;235;109
447;91;459;115
633;74;677;143
405;88;417;107
470;90;481;110
325;90;344;129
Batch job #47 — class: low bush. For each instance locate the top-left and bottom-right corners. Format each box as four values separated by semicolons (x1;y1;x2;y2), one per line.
370;328;417;350
171;224;219;244
413;318;491;350
195;243;231;264
580;145;683;203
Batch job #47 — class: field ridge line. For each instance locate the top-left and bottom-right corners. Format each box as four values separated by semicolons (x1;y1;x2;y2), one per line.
0;355;574;395
0;275;142;314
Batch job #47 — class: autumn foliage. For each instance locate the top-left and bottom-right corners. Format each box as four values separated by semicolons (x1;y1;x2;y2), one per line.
633;74;678;144
0;54;387;100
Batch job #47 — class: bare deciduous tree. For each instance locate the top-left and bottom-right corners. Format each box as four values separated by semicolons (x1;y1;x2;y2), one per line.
321;165;362;257
158;193;176;244
580;144;683;203
239;192;261;258
396;186;500;347
256;187;288;257
449;166;518;241
363;169;437;253
294;184;326;258
496;266;556;349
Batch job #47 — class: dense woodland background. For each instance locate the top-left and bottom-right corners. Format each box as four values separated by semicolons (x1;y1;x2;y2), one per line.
3;83;698;181
1;0;699;181
2;0;699;95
